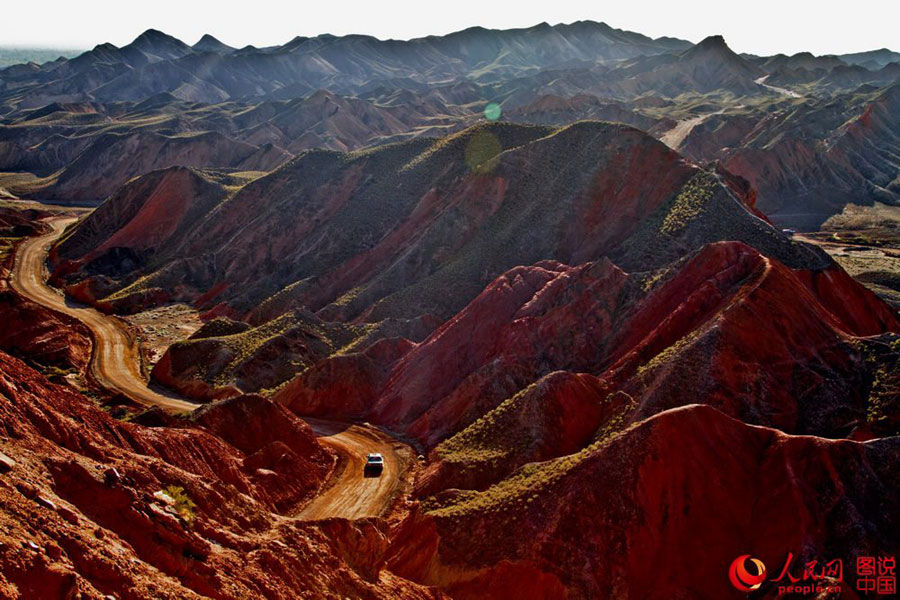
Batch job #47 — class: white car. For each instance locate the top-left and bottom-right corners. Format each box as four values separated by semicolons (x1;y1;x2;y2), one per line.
364;453;384;475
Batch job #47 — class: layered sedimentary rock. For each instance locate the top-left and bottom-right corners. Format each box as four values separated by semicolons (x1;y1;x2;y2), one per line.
0;350;443;598
390;404;900;600
281;241;897;448
55;121;823;325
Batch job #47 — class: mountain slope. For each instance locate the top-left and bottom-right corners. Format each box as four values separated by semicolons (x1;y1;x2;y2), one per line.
390;404;900;599
54;120;824;325
679;83;900;227
283;240;894;447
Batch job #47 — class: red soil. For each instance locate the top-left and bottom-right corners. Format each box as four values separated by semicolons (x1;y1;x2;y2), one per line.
0;350;443;598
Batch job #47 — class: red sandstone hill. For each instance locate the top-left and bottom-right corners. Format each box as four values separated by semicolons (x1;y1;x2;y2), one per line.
0;289;91;374
678;83;900;228
53;120;825;326
54;166;229;264
46;130;289;204
279;241;899;450
3;23;900;600
48;120;842;407
0;206;92;375
150;311;373;401
388;404;900;599
0;349;443;598
342;241;896;599
6;224;900;598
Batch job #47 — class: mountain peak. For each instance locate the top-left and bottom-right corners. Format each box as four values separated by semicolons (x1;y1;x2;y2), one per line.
134;29;173;42
696;35;728;49
193;34;235;54
127;28;190;52
681;34;749;64
674;33;765;89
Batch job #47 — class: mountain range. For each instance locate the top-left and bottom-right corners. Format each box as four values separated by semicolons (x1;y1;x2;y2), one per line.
0;19;898;600
1;23;898;224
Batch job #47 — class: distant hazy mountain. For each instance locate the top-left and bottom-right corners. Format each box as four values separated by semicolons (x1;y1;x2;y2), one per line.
0;47;82;68
839;48;900;68
192;34;236;55
0;23;691;104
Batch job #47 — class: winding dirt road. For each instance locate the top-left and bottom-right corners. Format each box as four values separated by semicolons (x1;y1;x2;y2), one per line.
755;75;802;98
11;215;406;519
300;419;409;519
660;108;728;150
11;217;197;411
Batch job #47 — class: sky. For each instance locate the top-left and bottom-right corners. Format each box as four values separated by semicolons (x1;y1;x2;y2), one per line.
1;0;897;56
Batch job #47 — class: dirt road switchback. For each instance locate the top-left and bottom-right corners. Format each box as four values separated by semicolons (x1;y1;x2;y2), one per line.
11;216;410;520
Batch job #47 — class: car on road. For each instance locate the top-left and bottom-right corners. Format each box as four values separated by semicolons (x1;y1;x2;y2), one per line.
364;453;384;475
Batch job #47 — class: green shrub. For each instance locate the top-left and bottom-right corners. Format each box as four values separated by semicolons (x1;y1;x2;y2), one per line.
164;485;197;524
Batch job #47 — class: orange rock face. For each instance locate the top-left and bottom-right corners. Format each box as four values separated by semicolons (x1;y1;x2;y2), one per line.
0;290;91;373
0;351;443;598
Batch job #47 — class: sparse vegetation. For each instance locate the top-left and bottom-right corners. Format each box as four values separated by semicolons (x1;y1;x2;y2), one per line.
640;266;671;292
660;172;717;235
435;382;542;468
164;485;197;524
0;237;19;263
159;310;370;393
636;329;703;379
38;364;76;383
427;391;636;519
427;418;632;519
859;337;900;431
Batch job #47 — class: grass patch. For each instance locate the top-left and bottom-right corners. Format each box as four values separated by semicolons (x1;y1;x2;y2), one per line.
164;485;197;524
659;172;717;235
164;310;370;391
427;394;636;518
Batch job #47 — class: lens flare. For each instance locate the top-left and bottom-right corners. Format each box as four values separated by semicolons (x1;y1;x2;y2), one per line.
484;102;501;121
